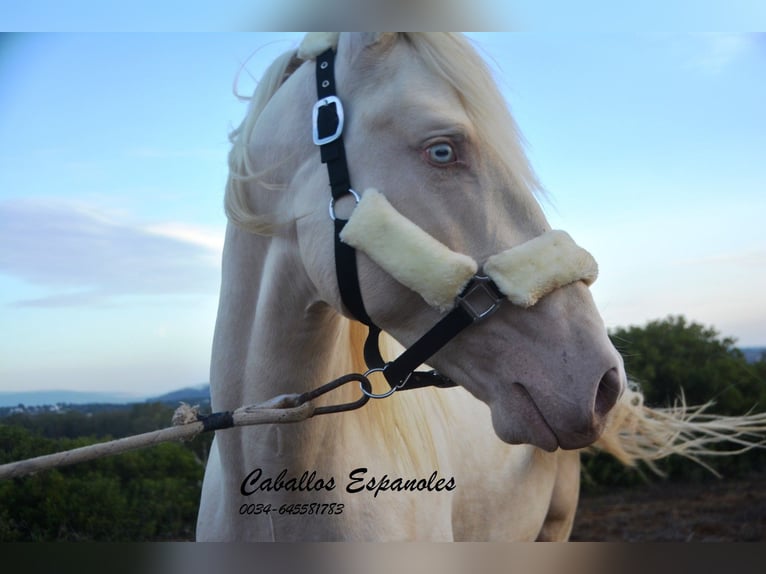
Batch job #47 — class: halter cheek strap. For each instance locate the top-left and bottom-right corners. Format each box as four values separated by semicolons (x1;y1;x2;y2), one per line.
314;47;461;392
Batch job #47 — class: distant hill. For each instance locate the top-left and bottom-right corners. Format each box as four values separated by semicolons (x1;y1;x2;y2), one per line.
741;347;766;364
0;384;211;409
0;390;141;408
146;384;211;405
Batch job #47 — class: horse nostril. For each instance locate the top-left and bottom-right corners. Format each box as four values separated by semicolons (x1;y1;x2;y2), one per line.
594;367;623;419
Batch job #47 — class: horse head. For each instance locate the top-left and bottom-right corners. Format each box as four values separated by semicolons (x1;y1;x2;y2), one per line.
230;32;626;452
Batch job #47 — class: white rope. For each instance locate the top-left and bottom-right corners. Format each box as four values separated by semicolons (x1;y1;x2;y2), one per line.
0;394;314;480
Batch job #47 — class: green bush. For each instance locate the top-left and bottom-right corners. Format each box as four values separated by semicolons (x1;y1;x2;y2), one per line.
0;405;210;541
582;315;766;492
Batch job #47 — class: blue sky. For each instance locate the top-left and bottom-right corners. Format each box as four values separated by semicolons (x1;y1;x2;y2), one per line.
2;1;765;32
1;32;764;396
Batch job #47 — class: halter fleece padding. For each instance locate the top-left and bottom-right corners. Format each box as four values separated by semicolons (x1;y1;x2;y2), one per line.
340;189;598;312
484;230;598;308
339;189;478;310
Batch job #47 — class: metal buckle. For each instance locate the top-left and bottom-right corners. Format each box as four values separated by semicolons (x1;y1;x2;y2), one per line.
457;276;505;322
312;96;344;146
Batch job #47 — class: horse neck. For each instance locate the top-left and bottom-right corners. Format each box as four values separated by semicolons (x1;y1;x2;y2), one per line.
210;223;355;412
210;223;451;476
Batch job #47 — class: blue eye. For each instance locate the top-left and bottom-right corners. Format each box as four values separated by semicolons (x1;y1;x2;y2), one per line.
426;142;457;165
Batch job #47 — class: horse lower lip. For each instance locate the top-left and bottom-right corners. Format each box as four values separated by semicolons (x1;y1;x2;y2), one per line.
516;389;607;450
511;383;560;451
528;418;559;452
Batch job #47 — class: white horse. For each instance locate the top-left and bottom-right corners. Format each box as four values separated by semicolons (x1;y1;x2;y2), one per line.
196;33;762;541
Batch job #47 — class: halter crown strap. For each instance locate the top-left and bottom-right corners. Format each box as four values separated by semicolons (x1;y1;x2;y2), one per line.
314;49;351;199
314;48;386;372
315;49;375;327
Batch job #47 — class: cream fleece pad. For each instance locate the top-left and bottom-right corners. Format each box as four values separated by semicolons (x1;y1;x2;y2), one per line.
484;230;598;308
298;33;340;60
340;189;478;310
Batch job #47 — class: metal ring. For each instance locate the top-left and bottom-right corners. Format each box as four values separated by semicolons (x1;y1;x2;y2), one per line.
360;367;412;399
328;188;361;221
320;61;329;70
310;374;372;415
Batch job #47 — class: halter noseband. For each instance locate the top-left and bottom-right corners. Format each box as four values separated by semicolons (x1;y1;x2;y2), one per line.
312;47;597;399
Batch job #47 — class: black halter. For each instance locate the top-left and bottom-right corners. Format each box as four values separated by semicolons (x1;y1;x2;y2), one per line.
313;48;506;396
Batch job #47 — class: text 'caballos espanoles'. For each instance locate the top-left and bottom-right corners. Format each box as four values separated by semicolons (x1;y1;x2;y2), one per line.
240;467;456;498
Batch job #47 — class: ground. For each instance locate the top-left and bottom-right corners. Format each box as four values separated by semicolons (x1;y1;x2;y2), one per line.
570;471;766;542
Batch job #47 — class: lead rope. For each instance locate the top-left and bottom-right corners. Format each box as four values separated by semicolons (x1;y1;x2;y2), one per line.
0;374;373;480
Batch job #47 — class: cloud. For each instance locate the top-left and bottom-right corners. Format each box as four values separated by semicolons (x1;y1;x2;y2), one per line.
694;33;756;74
0;198;224;307
143;222;225;253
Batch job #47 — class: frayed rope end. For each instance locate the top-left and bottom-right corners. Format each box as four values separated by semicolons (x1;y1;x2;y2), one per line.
172;402;201;426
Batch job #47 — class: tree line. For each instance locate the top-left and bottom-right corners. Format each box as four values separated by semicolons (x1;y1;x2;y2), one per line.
1;315;765;540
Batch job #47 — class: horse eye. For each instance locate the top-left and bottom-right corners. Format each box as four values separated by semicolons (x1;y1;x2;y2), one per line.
426;142;457;165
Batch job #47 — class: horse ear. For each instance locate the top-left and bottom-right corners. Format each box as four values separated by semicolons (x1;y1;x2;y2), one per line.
298;33;397;61
298;32;340;60
337;32;398;60
351;32;396;47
